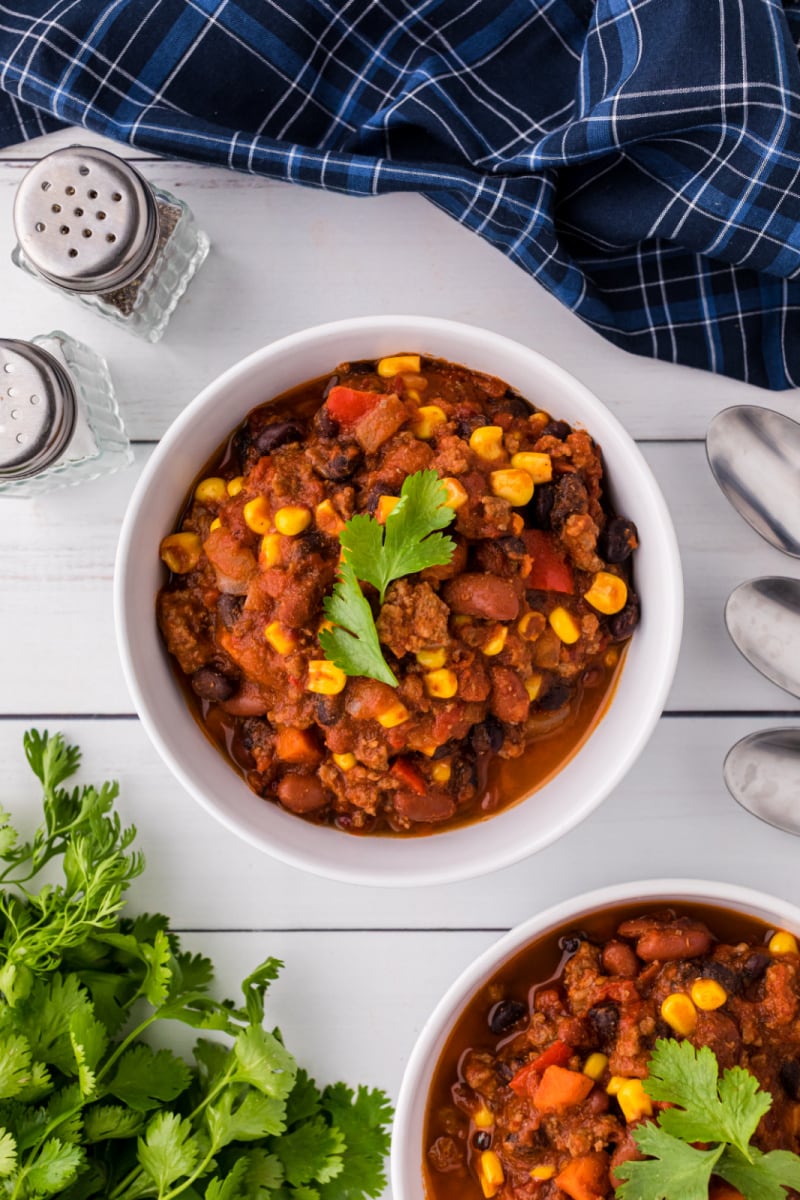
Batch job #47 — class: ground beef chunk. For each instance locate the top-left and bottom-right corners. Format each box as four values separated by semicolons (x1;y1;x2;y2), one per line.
376;579;450;657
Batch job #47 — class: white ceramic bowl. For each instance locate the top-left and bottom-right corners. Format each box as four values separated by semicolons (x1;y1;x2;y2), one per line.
114;316;682;887
392;878;800;1199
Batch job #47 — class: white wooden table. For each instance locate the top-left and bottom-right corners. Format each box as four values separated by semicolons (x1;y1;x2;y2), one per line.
2;129;800;1195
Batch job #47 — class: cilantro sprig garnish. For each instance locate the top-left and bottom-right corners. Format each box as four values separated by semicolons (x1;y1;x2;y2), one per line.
319;469;456;686
0;731;392;1200
615;1039;800;1200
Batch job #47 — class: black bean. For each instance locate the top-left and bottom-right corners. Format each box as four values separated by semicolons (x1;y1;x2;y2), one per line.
366;481;399;514
472;1131;492;1151
498;535;527;560
347;359;375;375
296;529;330;556
780;1060;800;1101
551;474;588;527
317;443;363;481
251;421;304;456
587;1003;619;1046
455;413;484;440
609;595;640;641
559;933;587;954
494;393;529;417
314;407;340;438
495;1061;514;1084
541;419;571;440
538;681;572;711
526;482;554;530
488;1000;528;1035
697;961;739;996
741;951;770;985
470;716;504;755
191;664;239;702
315;695;343;726
600;516;639;564
322;374;339;398
218;593;243;629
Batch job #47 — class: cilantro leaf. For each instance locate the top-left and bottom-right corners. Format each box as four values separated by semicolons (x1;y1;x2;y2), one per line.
317;1085;392;1199
321;469;455;683
204;1158;248;1200
718;1144;800;1200
320;561;398;687
207;1090;287;1148
273;1116;345;1186
0;1035;33;1100
106;1045;191;1112
240;1146;284;1192
285;1070;323;1126
25;1136;85;1196
137;1112;199;1192
0;1128;17;1177
83;1104;144;1143
233;1026;297;1101
615;1123;723;1200
646;1039;770;1156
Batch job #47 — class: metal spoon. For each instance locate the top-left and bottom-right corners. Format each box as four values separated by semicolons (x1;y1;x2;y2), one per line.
724;728;800;835
706;406;800;555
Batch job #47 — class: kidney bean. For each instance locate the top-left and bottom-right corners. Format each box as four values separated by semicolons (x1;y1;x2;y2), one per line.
490;667;530;724
741;950;770;985
635;927;712;962
393;789;457;824
600;516;639;563
780;1059;800;1100
314;694;343;726
276;773;328;814
191;664;239;702
586;1087;610;1115
488;1000;528;1035
442;574;520;621
251;421;304;456
602;940;639;978
609;595;640;641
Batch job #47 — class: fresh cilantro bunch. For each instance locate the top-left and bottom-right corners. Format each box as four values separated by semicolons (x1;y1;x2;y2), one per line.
0;732;392;1200
615;1038;800;1200
319;469;456;686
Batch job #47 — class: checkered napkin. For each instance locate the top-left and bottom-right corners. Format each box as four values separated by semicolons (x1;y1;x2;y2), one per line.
2;0;800;389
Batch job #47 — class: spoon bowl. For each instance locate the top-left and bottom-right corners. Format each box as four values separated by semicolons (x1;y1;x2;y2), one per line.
726;576;800;700
724;728;800;835
706;406;800;555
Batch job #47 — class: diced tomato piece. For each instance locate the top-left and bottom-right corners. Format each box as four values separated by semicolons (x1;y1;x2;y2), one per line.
523;529;575;593
390;757;427;796
325;386;384;425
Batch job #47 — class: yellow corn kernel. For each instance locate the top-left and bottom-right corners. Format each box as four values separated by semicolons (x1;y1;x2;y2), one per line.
418;743;439;757
431;760;452;784
209;518;222;532
487;471;532;510
473;1104;494;1130
511;451;553;483
605;648;619;667
333;752;357;772
583;1053;608;1082
194;476;228;505
416;647;447;669
315;498;345;536
549;606;580;644
307;660;347;695
377;700;410;728
617;1079;653;1123
479;1151;504;1198
227;475;244;497
469;425;506;462
690;979;727;1011
160;532;202;574
482;626;508;656
260;532;283;568
424;669;458;699
377;354;421;377
518;612;543;640
412;404;447;440
606;1076;627;1096
769;931;799;955
524;674;544;702
530;1165;556;1182
661;993;697;1037
406;388;420;402
584;571;628;616
243;497;272;534
441;476;468;510
452;614;470;627
529;411;550;432
264;621;297;655
511;513;524;535
275;505;312;536
376;495;400;524
318;618;335;635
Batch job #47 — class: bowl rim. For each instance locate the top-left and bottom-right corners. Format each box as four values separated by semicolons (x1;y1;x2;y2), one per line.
114;314;683;886
390;877;800;1198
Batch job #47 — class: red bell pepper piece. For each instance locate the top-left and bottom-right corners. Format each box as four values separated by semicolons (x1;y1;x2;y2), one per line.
523;530;575;594
509;1040;573;1096
390;757;427;796
325;385;383;425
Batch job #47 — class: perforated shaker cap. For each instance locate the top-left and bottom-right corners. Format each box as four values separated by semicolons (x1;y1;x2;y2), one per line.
13;146;159;293
0;341;77;479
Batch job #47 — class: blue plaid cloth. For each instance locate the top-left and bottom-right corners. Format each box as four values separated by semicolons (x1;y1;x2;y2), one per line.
2;1;800;389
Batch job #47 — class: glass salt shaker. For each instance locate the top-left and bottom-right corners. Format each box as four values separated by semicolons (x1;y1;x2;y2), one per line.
11;146;209;342
0;332;132;497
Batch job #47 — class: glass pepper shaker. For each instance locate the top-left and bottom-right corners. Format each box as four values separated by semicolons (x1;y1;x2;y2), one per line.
0;331;132;497
11;146;209;342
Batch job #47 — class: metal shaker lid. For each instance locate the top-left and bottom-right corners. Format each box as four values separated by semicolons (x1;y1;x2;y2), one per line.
0;341;77;479
13;146;159;293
